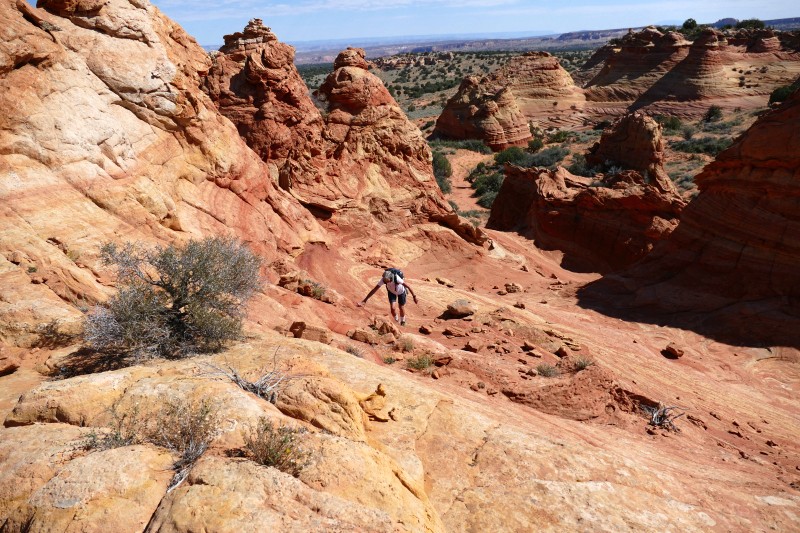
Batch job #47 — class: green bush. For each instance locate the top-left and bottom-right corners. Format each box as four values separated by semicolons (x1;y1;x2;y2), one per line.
682;18;698;31
528;138;544;153
702;117;742;132
654;114;682;131
528;146;570;169
548;130;572;143
769;85;794;104
681;125;696;140
477;191;498;209
703;105;723;122
406;353;434;370
472;171;504;196
567;153;596;177
83;236;263;362
494;146;527;166
672;136;733;156
736;18;765;29
429;139;492;154
422;120;435;130
432;151;452;194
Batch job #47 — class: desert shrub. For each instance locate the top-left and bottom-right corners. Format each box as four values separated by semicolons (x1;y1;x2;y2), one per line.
682;18;698;31
82;402;151;451
242;417;310;477
701;117;742;132
574;356;594;371
197;353;300;403
494;146;527;166
528;138;544;153
681;125;696;140
448;200;459;211
151;398;220;489
654;114;682;132
344;343;365;358
594;119;611;130
605;165;624;176
736;18;765;29
422;120;435;130
672;136;733;156
397;336;414;352
640;404;687;432
429;139;492;154
407;104;416;112
477;191;498;209
548;130;572;143
703;105;723;122
432;151;452;194
83;236;263;363
769;85;794;104
536;363;558;377
406;352;434;370
528;145;570;169
567;153;596;177
472;171;504;196
28;266;37;273
382;354;397;365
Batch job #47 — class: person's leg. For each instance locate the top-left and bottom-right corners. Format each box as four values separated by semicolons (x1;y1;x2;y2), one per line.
398;293;407;325
388;292;399;322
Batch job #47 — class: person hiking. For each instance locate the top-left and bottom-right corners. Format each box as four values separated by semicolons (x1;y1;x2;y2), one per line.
357;268;418;326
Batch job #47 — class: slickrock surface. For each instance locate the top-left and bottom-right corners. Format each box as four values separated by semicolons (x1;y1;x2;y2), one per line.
582;87;800;345
2;2;800;532
488;113;684;272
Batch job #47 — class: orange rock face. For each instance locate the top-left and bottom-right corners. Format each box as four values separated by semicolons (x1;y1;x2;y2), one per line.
205;36;484;242
434;75;532;151
583;88;800;344
487;165;684;272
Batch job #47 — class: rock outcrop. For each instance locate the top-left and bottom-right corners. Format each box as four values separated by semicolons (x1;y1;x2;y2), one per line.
0;0;327;346
205;36;484;242
586;112;675;189
498;51;578;99
488;113;684;272
487;165;685;272
583;87;800;343
433;75;532;151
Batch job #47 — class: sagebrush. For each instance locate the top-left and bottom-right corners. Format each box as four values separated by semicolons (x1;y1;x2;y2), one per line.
83;236;263;362
242;417;310;477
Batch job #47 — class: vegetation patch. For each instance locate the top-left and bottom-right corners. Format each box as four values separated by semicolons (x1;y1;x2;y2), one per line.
672;136;733;156
536;363;559;377
242;416;310;477
406;352;434;370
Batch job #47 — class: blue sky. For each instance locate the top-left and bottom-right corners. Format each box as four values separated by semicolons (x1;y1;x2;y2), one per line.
148;0;797;46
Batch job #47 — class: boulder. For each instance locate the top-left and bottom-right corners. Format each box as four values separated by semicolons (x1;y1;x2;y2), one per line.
373;317;400;337
447;299;478;317
666;343;684;358
436;277;455;287
275;376;368;441
464;340;483;353
0;351;20;376
505;282;523;293
347;328;379;345
290;322;333;344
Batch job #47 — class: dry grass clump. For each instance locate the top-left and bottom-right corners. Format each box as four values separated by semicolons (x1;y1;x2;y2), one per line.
573;357;594;371
640;404;688;433
343;343;365;358
536;363;559;377
397;335;415;353
83;397;220;491
242;417;310;477
197;352;300;404
406;352;434;370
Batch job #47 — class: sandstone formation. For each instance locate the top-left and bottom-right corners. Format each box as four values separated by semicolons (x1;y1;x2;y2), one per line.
498;51;578;100
488;113;684;272
0;0;327;346
487;165;685;272
205;35;484;243
586;112;675;188
433;75;532;151
584;87;800;344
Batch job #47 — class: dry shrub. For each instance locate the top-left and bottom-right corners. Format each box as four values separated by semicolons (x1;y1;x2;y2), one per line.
83;236;263;363
397;336;414;353
197;352;300;404
406;352;434;370
536;363;558;377
573;356;594;371
242;417;310;477
343;344;365;358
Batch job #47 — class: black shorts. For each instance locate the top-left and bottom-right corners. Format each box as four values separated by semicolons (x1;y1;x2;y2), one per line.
387;290;407;306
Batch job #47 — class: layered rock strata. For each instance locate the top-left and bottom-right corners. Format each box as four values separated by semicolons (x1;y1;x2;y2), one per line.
205;36;484;242
0;0;326;346
433;75;532;151
487;113;684;272
584;87;800;342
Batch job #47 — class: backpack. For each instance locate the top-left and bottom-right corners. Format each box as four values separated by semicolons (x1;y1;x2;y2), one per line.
385;268;404;285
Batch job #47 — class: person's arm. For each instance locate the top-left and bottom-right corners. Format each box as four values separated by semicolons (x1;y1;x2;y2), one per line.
357;283;382;307
403;281;419;304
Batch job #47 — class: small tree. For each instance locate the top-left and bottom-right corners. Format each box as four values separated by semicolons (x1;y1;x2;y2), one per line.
703;105;723;122
83;236;263;362
736;18;765;30
682;18;698;31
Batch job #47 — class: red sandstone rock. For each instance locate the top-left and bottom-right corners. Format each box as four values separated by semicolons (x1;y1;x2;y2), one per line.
665;343;684;358
586;87;800;344
487;164;684;273
290;321;332;344
434;76;532;151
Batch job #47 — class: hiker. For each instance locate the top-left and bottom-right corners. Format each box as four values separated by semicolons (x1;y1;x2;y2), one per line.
357;268;418;326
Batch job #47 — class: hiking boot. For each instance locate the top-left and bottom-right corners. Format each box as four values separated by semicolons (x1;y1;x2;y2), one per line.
400;318;406;326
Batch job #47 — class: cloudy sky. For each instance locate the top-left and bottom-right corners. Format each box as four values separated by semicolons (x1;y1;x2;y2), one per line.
149;0;796;46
